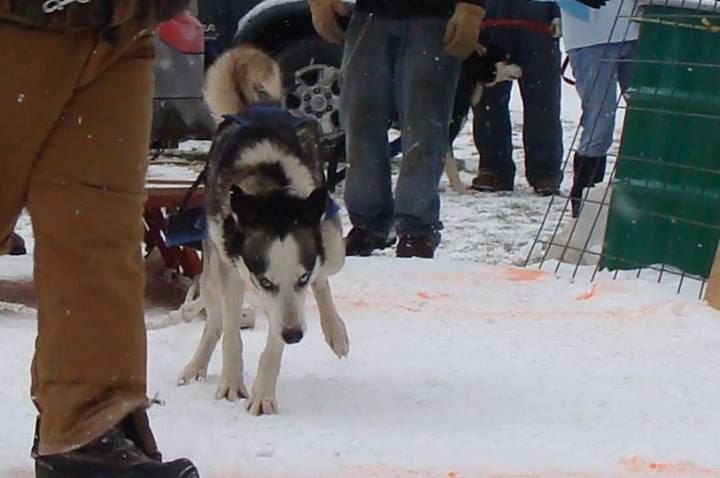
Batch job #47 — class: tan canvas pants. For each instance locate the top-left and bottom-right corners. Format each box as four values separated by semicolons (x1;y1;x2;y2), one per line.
0;21;154;455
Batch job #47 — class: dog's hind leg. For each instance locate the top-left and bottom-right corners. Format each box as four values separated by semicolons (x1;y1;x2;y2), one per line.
178;297;221;385
247;326;285;415
169;277;205;323
444;148;467;195
313;277;349;359
215;262;249;401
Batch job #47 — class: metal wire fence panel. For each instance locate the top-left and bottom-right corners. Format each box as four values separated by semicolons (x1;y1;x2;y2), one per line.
526;0;720;298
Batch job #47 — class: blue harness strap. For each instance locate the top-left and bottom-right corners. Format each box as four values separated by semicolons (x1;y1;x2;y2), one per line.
324;197;341;220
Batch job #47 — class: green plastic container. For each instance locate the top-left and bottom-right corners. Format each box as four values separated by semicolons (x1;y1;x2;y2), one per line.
601;5;720;278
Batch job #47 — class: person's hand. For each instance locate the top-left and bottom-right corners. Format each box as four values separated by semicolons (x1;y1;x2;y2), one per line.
550;17;562;38
443;3;486;60
575;0;609;9
308;0;350;44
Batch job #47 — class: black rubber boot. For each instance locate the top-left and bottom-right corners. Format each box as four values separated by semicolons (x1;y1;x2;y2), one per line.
570;154;607;217
345;227;396;257
34;423;199;478
396;230;441;259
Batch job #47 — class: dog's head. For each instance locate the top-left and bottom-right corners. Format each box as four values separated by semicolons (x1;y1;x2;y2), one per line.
464;43;522;106
465;44;523;85
222;185;329;344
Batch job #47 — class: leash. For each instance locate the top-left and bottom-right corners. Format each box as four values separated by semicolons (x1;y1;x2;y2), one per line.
482;19;554;37
176;165;208;213
561;55;576;86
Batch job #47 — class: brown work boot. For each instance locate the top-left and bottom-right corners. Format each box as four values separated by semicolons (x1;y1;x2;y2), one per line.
530;177;560;197
9;232;26;255
470;171;514;192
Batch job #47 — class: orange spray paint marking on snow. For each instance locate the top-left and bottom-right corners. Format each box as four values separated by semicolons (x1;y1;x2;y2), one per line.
576;284;599;301
417;292;453;301
503;267;549;282
620;457;720;476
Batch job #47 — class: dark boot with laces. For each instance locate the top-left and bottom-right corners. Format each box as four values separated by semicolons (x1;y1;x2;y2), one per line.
345;227;396;257
396;230;441;259
34;416;199;478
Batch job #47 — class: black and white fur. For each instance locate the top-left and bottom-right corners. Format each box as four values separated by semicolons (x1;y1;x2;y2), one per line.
177;46;348;416
445;44;522;194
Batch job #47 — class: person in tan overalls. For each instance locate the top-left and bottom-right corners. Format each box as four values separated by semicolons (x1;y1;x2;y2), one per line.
0;1;199;476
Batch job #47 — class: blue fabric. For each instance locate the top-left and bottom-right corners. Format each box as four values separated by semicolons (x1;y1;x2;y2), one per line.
568;41;636;157
165;206;206;249
340;11;461;237
534;0;590;20
324;197;341;220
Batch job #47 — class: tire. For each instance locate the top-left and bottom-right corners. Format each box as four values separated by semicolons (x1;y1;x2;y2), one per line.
275;36;344;143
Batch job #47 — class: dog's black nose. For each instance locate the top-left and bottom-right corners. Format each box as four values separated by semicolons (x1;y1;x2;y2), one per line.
282;329;304;344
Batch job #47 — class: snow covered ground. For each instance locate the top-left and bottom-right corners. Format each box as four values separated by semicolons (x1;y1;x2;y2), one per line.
2;84;719;477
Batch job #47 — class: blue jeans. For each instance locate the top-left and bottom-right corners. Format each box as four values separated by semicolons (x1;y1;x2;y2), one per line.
472;0;563;187
568;41;636;157
340;11;460;237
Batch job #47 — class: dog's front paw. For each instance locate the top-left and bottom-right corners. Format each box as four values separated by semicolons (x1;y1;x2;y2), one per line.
215;375;249;401
325;320;350;359
177;363;208;386
246;393;279;416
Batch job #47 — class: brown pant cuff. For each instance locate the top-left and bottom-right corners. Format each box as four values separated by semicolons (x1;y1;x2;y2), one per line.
36;390;149;456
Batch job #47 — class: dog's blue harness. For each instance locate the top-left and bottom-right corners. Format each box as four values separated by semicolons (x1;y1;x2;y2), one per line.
165;104;340;249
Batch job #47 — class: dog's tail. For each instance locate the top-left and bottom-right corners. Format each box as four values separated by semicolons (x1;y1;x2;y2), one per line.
204;45;283;123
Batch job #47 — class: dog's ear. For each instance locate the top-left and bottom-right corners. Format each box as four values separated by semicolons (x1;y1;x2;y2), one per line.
230;184;246;213
230;184;259;225
300;187;328;226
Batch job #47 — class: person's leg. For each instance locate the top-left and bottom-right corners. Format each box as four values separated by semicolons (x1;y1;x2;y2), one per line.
341;11;396;237
617;40;637;95
517;34;563;192
26;24;155;456
568;42;623;216
394;16;460;249
471;81;516;190
0;25;92;255
569;43;623;158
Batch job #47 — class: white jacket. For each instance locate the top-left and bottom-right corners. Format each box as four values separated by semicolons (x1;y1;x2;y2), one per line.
560;0;640;50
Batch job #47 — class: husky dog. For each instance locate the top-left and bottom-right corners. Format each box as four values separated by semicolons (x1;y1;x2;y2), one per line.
177;46;349;416
445;44;522;194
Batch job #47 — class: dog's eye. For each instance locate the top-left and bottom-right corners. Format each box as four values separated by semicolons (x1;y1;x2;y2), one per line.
258;277;275;290
297;273;311;287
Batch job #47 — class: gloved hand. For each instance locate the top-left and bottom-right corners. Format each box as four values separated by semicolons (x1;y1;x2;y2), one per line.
443;3;486;60
576;0;609;9
308;0;350;45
